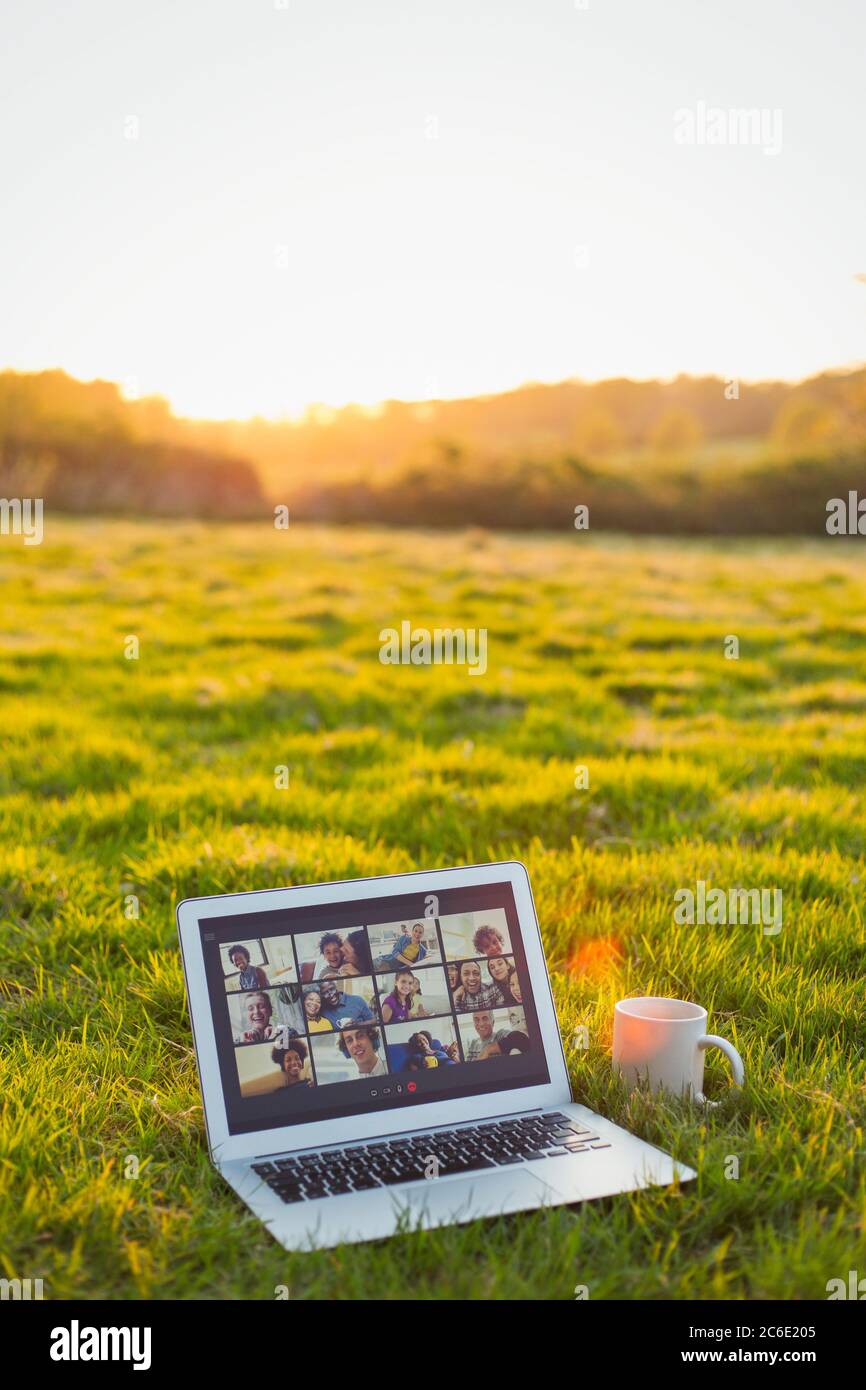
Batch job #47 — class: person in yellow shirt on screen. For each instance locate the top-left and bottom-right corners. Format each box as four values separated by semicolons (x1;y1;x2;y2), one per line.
303;987;333;1033
374;921;428;971
406;1030;458;1069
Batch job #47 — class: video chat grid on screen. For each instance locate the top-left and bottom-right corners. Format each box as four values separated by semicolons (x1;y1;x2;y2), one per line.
201;890;550;1133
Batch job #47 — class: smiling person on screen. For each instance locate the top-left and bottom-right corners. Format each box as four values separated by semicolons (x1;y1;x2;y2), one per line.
472;924;506;958
235;991;282;1044
271;1039;313;1088
314;932;345;978
465;1011;511;1061
453;960;503;1012
339;1025;387;1078
303;987;333;1033
319;978;374;1029
380;969;415;1023
228;945;269;990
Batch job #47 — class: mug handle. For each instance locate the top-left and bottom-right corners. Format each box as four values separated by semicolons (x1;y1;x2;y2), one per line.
695;1034;744;1107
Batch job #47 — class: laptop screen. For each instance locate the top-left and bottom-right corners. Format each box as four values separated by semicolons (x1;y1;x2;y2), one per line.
196;880;551;1136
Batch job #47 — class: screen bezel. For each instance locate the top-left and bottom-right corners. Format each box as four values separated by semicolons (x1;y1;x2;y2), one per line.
177;861;571;1165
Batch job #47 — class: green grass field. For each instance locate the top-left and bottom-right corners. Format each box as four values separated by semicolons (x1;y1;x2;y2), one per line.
1;517;864;1300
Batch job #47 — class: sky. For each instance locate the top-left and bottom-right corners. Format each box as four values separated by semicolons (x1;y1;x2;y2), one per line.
1;0;864;419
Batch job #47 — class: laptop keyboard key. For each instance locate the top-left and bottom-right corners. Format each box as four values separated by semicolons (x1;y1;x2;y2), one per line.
453;1155;496;1174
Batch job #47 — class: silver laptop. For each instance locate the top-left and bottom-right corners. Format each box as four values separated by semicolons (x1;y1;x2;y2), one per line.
177;861;695;1250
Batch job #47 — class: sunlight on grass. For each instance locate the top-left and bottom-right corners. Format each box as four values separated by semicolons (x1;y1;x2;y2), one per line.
0;519;864;1299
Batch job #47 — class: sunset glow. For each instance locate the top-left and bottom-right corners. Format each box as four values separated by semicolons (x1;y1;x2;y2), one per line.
2;0;865;421
567;937;625;983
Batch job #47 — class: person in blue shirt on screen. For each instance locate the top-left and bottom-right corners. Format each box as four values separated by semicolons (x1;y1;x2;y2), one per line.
374;921;428;971
318;977;374;1029
406;1030;458;1069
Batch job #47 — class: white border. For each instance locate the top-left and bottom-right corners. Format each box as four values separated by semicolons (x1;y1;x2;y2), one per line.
177;860;572;1165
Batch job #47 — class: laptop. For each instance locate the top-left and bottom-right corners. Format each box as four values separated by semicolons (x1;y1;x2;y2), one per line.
177;860;696;1250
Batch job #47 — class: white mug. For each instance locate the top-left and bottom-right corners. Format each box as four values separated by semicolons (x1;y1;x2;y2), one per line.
613;997;744;1106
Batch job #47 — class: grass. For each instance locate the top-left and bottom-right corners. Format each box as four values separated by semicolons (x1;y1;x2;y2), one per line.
0;516;864;1300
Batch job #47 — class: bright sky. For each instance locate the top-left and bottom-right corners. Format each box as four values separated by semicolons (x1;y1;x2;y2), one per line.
1;0;864;419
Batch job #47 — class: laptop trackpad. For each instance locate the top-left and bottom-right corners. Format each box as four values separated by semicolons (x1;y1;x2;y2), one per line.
392;1169;557;1229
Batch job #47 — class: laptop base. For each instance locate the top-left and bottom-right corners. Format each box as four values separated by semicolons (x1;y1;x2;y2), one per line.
220;1102;696;1251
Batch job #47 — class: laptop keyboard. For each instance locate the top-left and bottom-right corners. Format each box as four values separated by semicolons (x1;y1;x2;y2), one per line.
251;1112;612;1205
